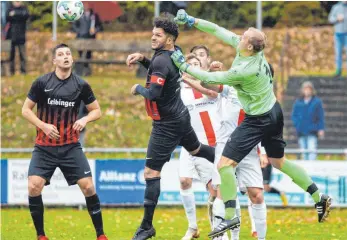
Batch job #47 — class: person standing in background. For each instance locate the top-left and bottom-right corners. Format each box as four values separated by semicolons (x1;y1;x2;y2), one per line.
6;1;29;75
72;3;103;76
328;1;347;78
292;81;325;161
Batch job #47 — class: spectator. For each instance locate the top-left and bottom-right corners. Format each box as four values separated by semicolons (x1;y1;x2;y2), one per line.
72;4;103;76
328;1;347;78
78;102;89;148
291;81;325;161
6;1;29;75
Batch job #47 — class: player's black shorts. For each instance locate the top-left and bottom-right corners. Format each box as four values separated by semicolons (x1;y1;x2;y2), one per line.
146;110;200;171
222;101;287;163
262;164;273;185
28;142;92;186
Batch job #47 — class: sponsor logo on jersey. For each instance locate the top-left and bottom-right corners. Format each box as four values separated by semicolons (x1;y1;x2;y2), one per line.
47;98;75;107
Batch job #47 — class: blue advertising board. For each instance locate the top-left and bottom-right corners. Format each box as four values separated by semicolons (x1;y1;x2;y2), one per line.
95;160;146;204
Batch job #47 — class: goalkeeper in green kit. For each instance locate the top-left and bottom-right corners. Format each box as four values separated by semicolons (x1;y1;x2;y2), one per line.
171;9;332;239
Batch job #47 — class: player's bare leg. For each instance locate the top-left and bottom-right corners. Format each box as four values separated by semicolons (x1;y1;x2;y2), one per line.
78;177;108;240
28;176;47;240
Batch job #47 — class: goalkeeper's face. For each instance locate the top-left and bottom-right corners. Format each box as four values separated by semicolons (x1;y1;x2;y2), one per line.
53;47;73;70
151;27;174;50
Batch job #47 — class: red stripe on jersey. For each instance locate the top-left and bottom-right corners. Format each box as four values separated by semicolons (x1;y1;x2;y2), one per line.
52;109;59;146
66;109;72;145
150;75;166;86
72;112;79;143
145;99;153;118
237;109;245;126
192;89;203;99
59;109;65;145
218;85;223;93
199;111;216;147
151;102;161;120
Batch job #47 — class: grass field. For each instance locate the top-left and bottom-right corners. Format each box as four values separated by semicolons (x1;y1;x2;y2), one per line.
1;207;347;240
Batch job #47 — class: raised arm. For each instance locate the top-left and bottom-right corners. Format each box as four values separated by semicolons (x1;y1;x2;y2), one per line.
175;9;240;48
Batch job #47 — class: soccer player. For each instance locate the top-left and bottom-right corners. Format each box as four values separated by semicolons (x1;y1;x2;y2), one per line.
172;10;332;237
187;46;267;240
126;17;215;240
21;44;107;240
179;53;217;240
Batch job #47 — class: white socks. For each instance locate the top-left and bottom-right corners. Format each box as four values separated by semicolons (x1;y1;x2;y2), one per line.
180;187;197;229
251;201;267;240
212;197;225;229
231;197;241;240
248;198;256;233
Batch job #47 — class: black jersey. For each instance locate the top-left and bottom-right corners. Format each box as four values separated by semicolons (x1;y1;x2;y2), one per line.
135;47;187;121
27;72;96;146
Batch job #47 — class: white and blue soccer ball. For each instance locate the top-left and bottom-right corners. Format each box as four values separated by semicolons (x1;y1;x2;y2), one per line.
57;1;84;22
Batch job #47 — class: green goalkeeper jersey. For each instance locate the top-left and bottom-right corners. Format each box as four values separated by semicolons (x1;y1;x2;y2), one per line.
186;19;277;116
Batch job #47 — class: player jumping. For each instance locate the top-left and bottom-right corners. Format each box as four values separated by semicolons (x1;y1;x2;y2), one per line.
172;10;331;238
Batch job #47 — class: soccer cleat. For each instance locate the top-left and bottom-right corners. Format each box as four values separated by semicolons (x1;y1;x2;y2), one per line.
37;236;49;240
251;231;258;238
132;226;156;240
315;194;332;222
280;192;288;207
181;227;200;240
97;235;108;240
208;217;240;238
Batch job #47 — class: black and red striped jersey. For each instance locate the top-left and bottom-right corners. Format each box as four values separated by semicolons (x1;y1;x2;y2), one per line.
136;47;187;121
27;72;96;146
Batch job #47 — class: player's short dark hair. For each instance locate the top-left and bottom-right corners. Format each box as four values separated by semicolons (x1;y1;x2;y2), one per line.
185;53;201;66
190;45;210;57
52;43;70;57
154;16;179;41
268;63;274;78
249;36;265;53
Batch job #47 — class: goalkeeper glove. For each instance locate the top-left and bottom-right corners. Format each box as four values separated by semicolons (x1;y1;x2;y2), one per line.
174;9;195;28
171;50;189;72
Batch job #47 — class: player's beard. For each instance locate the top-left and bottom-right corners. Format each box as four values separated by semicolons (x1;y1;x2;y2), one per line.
151;41;165;51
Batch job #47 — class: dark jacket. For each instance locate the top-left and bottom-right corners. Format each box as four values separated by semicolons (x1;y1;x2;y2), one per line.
72;11;103;39
6;5;29;44
291;96;325;136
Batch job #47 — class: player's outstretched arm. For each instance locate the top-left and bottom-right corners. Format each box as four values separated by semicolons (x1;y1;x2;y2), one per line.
175;9;240;49
22;98;60;140
172;50;242;86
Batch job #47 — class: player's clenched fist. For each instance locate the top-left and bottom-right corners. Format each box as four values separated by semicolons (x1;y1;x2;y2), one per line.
41;123;60;140
174;9;195;27
126;53;144;67
210;61;224;72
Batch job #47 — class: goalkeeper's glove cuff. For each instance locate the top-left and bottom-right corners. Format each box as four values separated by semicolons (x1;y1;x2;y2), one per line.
187;16;195;28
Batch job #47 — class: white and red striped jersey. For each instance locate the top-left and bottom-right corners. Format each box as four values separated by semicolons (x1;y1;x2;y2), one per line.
219;86;246;142
180;82;228;146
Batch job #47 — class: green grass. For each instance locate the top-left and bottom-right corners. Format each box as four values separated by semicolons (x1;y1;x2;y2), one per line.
1;207;347;240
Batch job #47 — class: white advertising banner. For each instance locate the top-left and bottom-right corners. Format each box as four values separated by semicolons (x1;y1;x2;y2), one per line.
7;159;95;205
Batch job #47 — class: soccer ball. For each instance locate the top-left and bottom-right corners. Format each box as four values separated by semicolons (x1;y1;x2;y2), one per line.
57;1;84;22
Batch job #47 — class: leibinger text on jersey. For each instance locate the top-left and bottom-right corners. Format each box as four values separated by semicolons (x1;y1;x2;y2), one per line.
47;98;75;107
